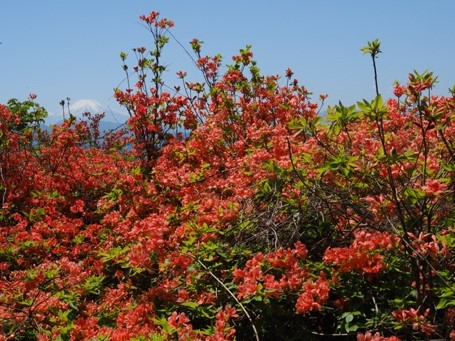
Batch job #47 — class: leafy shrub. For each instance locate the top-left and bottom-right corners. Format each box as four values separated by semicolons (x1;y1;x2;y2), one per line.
0;11;454;341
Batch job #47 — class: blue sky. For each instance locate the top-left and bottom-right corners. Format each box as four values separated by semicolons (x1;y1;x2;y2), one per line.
1;1;454;123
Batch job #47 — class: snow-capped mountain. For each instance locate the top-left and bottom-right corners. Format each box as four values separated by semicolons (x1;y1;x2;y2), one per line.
69;99;105;116
46;99;128;126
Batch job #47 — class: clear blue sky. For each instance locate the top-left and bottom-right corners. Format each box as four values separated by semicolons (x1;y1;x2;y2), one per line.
1;1;454;123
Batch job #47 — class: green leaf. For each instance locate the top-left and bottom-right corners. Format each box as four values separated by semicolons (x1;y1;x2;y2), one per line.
346;324;359;332
360;39;382;56
287;117;307;130
152;316;174;334
130;166;141;175
180;301;199;308
357;95;387;119
345;314;354;323
82;275;105;295
438;233;455;248
404;187;426;203
436;299;455;309
436;283;455;309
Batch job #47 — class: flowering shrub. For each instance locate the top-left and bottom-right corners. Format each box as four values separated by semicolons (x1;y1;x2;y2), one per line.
0;10;454;340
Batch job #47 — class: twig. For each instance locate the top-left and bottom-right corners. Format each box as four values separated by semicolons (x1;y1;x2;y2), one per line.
197;259;260;341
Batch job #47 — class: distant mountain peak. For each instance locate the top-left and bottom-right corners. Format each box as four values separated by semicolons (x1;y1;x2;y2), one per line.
70;99;104;116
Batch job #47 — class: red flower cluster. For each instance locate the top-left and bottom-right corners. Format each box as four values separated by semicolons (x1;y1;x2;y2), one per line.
392;308;437;335
357;331;400;341
295;272;329;313
233;242;309;300
323;230;398;275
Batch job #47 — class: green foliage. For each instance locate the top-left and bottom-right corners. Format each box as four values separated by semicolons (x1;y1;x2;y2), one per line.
6;97;47;132
360;39;382;58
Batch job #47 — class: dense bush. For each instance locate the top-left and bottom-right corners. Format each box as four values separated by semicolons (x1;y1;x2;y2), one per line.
0;11;454;341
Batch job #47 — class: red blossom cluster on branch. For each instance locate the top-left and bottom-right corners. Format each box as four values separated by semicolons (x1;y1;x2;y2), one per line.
323;230;399;275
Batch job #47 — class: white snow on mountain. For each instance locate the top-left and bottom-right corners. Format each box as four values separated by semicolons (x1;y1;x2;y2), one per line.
70;99;105;116
46;99;128;124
